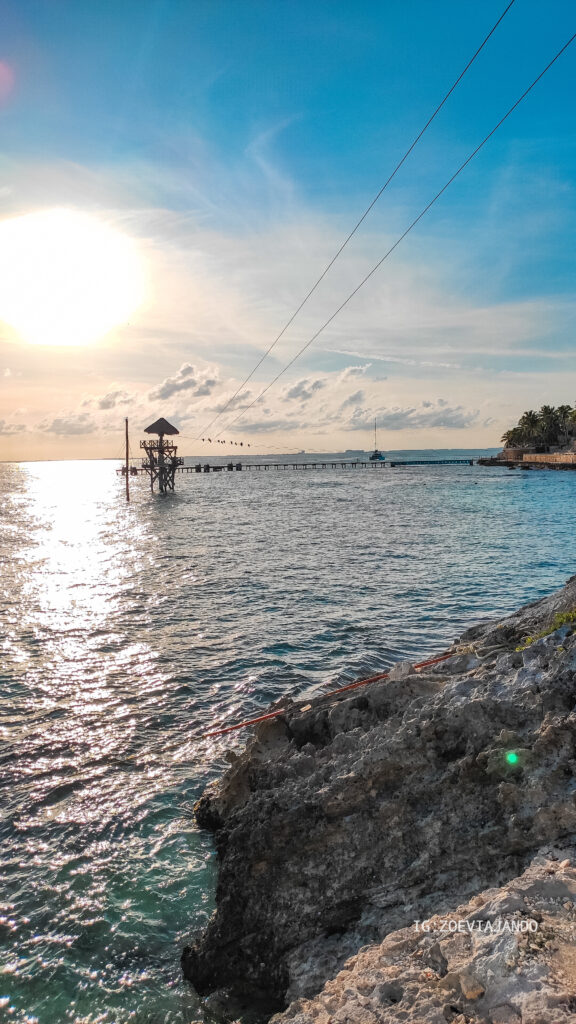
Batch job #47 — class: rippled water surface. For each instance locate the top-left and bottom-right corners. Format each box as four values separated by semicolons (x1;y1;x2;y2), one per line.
2;452;576;1022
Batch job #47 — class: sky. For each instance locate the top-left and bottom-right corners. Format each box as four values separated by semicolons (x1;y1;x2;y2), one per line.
0;0;575;459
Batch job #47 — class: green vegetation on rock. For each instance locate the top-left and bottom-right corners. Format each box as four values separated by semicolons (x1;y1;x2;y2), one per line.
515;609;576;650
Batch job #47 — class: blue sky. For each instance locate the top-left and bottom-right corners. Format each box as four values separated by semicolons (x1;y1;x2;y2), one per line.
0;0;575;457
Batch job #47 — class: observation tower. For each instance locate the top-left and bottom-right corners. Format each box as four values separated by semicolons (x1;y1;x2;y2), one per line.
140;417;183;493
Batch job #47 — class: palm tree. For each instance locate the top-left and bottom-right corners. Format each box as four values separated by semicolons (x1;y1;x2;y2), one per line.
518;410;540;444
501;427;524;448
502;402;576;451
557;405;573;447
538;405;561;446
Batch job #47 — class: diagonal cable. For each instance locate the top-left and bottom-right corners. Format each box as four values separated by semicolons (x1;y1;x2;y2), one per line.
195;0;517;439
216;29;576;437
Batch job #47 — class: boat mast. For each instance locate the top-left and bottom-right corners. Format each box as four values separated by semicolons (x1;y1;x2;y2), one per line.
374;417;377;450
125;417;130;503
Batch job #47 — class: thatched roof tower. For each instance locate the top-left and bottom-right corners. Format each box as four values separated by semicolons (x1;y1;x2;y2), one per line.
144;417;179;436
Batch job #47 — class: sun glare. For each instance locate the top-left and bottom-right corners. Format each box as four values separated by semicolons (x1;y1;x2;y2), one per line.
0;209;144;346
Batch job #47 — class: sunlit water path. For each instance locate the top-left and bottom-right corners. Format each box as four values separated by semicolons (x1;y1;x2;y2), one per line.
1;453;575;1023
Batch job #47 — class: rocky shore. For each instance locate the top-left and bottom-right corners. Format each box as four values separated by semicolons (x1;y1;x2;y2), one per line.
273;854;576;1024
184;577;576;1021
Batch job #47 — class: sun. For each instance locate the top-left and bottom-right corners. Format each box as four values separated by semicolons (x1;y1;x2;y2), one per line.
0;208;145;346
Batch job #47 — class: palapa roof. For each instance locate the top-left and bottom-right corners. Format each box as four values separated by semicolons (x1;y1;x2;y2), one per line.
144;417;179;436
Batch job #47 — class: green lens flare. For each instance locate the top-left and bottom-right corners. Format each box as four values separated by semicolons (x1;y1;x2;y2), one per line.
505;751;519;765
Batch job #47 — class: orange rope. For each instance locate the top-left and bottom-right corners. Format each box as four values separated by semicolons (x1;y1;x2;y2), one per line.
201;650;454;739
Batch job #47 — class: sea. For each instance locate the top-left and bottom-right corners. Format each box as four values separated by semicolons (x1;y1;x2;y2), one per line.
2;449;576;1024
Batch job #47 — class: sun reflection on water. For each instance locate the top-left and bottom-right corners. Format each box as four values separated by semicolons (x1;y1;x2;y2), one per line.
2;461;218;1024
20;461;135;629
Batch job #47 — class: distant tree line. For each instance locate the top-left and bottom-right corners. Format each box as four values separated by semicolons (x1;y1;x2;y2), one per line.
501;405;575;449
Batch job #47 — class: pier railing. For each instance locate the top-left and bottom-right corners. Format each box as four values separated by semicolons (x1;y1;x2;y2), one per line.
118;458;475;475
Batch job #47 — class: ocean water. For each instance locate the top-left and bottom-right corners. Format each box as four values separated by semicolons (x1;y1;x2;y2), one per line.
2;451;576;1023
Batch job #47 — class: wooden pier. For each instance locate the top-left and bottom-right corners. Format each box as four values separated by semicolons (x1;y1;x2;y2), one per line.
241;460;387;470
389;458;474;467
119;458;476;475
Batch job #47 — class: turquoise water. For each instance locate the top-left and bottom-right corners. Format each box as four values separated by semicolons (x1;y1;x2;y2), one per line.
2;451;576;1022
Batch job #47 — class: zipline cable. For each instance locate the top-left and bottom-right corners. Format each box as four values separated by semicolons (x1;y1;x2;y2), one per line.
201;650;454;739
194;0;517;440
215;29;576;439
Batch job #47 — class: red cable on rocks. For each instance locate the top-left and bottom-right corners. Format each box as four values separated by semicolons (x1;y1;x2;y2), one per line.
201;650;454;739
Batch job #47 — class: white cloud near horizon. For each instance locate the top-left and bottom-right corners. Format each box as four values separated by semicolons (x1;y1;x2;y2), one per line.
39;412;97;436
0;417;25;435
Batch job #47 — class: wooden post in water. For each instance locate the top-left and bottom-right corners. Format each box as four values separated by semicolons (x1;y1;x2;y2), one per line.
125;418;130;503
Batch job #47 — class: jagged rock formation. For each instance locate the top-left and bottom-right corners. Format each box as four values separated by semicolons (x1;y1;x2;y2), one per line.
184;576;576;1016
273;853;576;1024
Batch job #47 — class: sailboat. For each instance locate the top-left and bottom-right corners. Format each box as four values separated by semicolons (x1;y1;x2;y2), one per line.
369;418;385;461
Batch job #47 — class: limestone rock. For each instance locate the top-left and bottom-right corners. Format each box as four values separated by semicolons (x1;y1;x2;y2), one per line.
271;857;576;1024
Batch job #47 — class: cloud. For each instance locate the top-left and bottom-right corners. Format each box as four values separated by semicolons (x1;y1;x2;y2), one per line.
82;389;134;410
149;363;219;401
338;364;372;383
38;413;97;435
340;389;365;409
212;388;256;414
347;400;478;432
223;389;473;436
194;380;218;397
235;416;307;434
96;390;132;410
0;418;25;435
282;378;325;403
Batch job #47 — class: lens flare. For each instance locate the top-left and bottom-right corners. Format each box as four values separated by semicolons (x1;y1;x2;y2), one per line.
0;61;14;104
